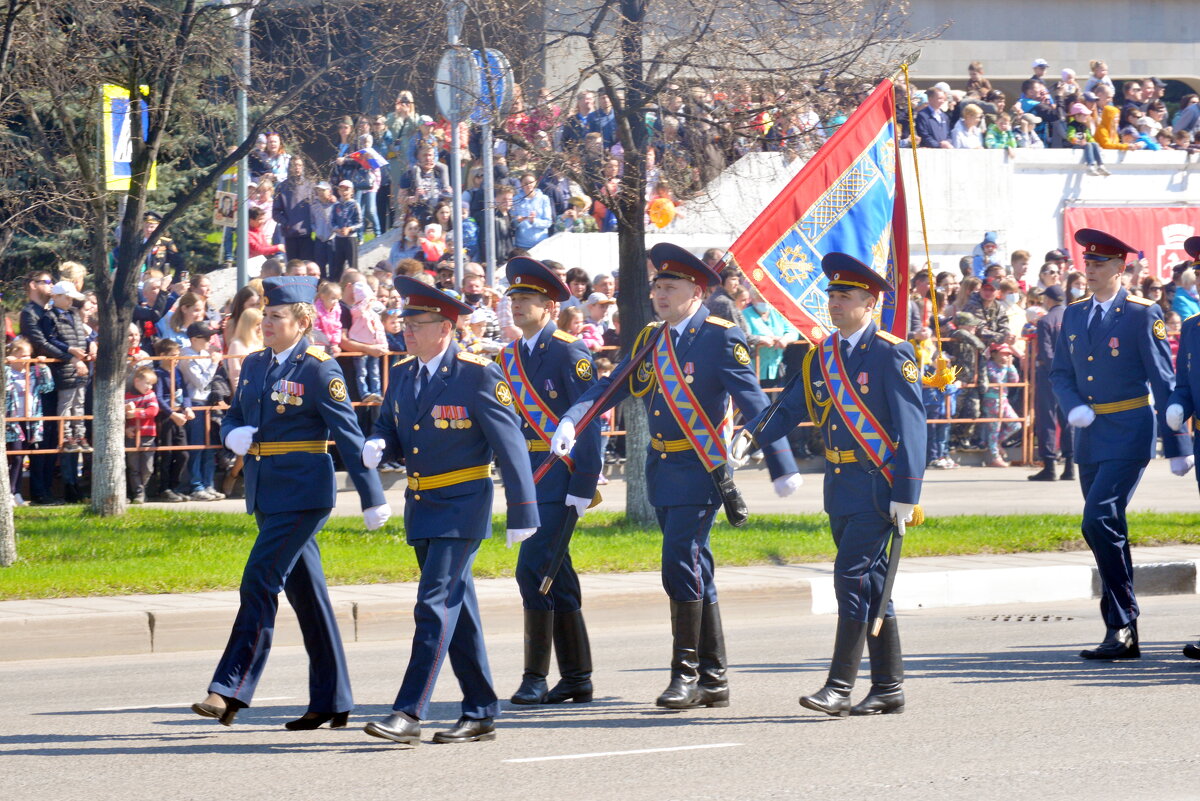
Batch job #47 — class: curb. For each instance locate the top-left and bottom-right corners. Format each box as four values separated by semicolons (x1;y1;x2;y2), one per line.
1;559;1197;663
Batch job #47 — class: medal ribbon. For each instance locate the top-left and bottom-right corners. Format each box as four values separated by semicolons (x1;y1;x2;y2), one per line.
651;328;727;472
501;343;575;471
819;337;895;485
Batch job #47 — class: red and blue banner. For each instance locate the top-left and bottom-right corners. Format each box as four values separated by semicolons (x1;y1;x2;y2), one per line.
728;79;909;344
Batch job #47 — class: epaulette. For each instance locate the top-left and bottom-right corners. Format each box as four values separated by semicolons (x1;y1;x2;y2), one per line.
705;315;736;329
395;354;416;365
457;351;490;366
305;346;331;361
1125;295;1153;307
1069;295;1092;305
1186;313;1200;324
875;330;904;345
552;329;578;343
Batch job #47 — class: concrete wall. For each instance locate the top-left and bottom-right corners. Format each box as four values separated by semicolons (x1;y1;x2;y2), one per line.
531;149;1200;279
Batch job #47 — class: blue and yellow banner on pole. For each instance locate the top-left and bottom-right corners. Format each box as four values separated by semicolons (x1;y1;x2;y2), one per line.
101;85;156;191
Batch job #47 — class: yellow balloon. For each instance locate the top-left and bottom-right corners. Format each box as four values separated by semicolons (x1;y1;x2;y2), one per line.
648;197;676;229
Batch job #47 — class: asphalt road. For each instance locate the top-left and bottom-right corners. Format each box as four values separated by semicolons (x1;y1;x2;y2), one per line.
4;594;1200;801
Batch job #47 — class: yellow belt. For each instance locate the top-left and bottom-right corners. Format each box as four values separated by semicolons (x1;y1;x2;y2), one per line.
526;440;550;452
1091;395;1150;415
650;437;692;453
407;464;491;491
247;440;329;456
825;448;859;464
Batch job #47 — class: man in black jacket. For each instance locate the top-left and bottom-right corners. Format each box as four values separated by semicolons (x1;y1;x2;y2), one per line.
1028;286;1074;481
19;270;62;505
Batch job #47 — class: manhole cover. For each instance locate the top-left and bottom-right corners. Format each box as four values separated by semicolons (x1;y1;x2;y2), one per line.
966;614;1075;622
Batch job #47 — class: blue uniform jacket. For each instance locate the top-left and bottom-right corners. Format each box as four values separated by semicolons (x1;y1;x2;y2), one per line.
508;322;603;503
1050;289;1190;464
576;307;797;507
751;322;927;517
221;336;386;515
1167;313;1200;459
373;342;539;542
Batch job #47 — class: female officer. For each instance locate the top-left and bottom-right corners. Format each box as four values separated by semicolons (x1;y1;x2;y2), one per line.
191;275;390;729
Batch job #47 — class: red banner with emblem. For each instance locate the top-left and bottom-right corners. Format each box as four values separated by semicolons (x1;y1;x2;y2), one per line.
1063;206;1200;282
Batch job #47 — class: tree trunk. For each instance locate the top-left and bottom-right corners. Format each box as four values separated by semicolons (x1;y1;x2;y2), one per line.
0;370;16;567
620;397;655;525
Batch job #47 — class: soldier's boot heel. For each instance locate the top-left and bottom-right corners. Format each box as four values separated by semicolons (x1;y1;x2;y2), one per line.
655;600;703;709
799;617;868;718
851;615;905;716
510;610;553;705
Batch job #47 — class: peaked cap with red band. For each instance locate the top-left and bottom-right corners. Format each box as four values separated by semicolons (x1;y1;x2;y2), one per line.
395;275;474;320
649;242;721;289
505;257;571;302
822;252;894;295
1074;227;1138;262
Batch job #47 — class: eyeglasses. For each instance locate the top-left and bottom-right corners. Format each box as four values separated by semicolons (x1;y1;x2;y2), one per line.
1042;269;1059;275
37;279;54;285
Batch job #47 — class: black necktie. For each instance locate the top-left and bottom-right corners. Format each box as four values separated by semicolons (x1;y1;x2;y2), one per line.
524;343;534;361
416;366;429;403
264;356;284;391
1088;304;1104;340
671;328;680;348
840;337;851;363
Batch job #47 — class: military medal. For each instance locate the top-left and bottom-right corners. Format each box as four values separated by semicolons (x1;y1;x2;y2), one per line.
432;406;448;429
545;379;557;399
857;371;870;395
684;362;695;384
1109;337;1119;357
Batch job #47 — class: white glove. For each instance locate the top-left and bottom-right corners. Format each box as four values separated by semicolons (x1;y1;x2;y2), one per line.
362;438;387;469
1166;403;1186;432
224;425;258;456
506;528;537;548
550;419;576;457
1170;455;1195;477
889;501;916;524
1067;405;1096;428
728;430;754;468
773;473;803;497
565;494;591;517
363;503;392;531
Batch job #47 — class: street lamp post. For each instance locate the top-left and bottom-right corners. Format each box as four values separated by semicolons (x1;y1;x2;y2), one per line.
231;4;255;290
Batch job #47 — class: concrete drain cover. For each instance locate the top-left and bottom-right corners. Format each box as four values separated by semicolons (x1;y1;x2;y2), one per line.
967;614;1075;622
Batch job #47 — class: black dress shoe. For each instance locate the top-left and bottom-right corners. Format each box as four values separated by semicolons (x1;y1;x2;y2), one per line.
799;685;853;717
850;687;905;716
1183;641;1200;660
191;695;239;726
1080;626;1139;660
432;717;495;744
1027;463;1057;481
285;711;350;730
363;712;420;745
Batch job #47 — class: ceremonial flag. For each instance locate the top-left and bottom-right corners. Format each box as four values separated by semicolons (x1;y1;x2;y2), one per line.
728;79;908;343
348;147;389;170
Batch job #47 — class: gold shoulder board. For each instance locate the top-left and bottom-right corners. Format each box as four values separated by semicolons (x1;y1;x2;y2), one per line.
306;346;331;361
457;352;490;366
875;330;904;345
705;316;736;329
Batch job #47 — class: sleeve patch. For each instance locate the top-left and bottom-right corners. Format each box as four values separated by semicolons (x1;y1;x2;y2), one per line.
575;358;593;380
1153;319;1167;340
733;343;751;365
495;381;513;406
901;360;919;383
328;377;348;402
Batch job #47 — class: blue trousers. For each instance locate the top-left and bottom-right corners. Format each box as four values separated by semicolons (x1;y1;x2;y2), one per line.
515;501;583;611
655;504;719;602
209;508;352;713
829;510;895;622
1079;459;1146;629
183;415;214;493
393;538;499;721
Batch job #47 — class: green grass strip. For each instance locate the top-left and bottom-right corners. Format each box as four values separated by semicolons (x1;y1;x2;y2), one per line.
1;507;1197;599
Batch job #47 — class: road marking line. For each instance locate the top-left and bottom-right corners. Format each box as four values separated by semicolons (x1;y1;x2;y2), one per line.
92;696;294;712
504;743;743;763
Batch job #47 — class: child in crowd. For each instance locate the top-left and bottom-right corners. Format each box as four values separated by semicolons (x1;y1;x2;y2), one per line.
594;356;616;482
179;322;223;501
152;339;192;502
949;311;987;450
922;363;960;470
579;296;608;352
984;112;1018;153
40;280;95;453
348;280;385;403
1067;103;1108;175
420;223;446;262
557;305;585;338
312;280;344;355
1165;310;1183;362
330;179;362;282
980;343;1022;467
383;308;407;370
124;365;160;504
5;337;54;506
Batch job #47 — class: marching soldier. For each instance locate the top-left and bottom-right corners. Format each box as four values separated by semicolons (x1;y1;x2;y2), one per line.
1051;228;1192;660
500;258;604;705
362;277;539;746
749;254;926;717
1164;235;1200;659
193;275;390;729
552;243;800;710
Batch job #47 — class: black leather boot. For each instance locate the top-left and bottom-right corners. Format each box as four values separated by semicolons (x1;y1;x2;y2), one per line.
1027;461;1057;481
851;616;905;715
1059;461;1076;481
655;600;704;709
510;609;554;704
1080;624;1139;659
800;617;868;717
544;609;594;703
697;601;729;708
